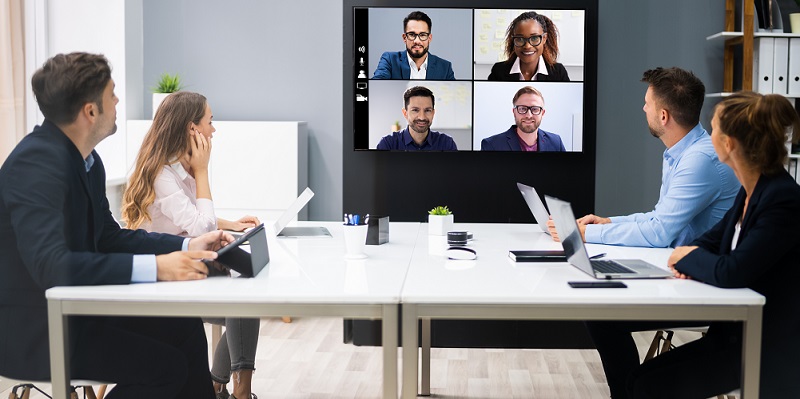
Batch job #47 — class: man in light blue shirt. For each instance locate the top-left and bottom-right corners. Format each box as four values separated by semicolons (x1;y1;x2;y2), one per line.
549;67;739;247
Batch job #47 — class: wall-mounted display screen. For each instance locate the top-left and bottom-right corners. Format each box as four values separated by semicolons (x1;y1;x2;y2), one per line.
351;6;591;152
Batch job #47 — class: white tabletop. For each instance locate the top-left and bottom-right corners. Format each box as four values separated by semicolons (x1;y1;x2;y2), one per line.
47;222;422;304
401;223;765;306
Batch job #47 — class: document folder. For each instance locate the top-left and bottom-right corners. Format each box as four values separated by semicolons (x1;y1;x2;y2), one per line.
754;37;774;94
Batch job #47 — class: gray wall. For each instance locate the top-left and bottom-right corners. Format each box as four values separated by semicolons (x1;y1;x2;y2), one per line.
141;0;343;221
140;0;724;220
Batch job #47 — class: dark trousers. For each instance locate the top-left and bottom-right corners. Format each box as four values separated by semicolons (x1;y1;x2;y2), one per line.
70;316;214;399
585;320;740;399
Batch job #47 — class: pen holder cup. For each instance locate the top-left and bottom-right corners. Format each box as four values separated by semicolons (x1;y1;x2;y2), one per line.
343;224;369;259
366;216;389;245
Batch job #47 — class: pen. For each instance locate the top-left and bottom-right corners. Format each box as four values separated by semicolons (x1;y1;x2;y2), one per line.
589;253;607;260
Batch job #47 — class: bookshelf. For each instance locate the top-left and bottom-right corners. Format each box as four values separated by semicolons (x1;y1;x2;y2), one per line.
707;0;800;97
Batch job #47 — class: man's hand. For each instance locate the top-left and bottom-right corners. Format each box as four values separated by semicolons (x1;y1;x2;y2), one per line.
667;246;698;279
546;218;587;242
155;250;216;281
577;214;611;225
188;230;236;252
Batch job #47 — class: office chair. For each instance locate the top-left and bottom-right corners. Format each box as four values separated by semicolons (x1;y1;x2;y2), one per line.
644;329;738;399
7;380;105;399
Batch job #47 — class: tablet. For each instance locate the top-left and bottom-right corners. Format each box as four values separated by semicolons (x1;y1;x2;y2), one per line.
206;223;269;277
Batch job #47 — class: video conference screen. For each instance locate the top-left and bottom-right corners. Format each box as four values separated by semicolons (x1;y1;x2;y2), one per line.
351;5;591;152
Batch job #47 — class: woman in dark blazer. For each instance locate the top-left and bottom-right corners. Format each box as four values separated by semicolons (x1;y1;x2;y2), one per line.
487;11;570;82
623;92;800;398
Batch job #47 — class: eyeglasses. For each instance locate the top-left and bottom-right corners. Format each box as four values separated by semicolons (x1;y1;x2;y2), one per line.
514;105;544;115
512;35;544;47
405;32;430;41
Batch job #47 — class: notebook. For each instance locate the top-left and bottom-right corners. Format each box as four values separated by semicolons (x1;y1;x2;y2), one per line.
544;196;672;279
206;223;269;277
517;182;552;235
274;188;331;238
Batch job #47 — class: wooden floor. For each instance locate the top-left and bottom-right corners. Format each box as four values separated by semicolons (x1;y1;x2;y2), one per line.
0;317;700;399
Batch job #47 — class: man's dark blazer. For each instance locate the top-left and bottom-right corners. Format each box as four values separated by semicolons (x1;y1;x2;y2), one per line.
0;121;183;379
480;125;566;152
372;51;455;80
675;171;800;397
487;60;570;81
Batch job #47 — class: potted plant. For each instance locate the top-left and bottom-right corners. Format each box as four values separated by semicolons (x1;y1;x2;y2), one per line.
151;73;184;118
428;205;453;236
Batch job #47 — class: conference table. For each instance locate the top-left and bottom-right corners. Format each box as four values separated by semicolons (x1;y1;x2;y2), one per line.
400;223;765;399
46;222;765;399
46;222;422;399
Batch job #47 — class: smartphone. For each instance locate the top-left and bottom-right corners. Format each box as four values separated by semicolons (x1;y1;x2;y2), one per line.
568;281;627;288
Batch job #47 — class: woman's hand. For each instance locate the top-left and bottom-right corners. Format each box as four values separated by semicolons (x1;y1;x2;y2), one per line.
187;129;211;173
218;215;261;232
667;246;698;279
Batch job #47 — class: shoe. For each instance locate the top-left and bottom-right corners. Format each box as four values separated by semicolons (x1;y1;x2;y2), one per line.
216;386;230;399
229;394;258;399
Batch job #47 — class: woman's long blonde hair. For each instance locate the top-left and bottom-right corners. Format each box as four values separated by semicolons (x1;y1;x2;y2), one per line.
121;91;207;229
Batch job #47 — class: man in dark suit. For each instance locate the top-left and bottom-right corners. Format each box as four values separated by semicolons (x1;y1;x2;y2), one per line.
372;11;455;80
481;86;565;151
0;52;231;398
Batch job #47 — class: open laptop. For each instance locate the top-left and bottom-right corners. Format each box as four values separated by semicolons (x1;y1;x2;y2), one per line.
517;182;552;235
544;196;672;279
207;223;270;277
274;187;331;238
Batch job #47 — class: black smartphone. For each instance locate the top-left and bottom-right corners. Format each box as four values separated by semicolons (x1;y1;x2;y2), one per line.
568;281;627;288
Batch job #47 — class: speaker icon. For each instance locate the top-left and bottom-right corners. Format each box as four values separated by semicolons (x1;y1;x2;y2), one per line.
358;46;365;53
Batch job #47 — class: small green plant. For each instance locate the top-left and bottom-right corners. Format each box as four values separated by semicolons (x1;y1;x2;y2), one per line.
428;206;452;216
152;73;184;93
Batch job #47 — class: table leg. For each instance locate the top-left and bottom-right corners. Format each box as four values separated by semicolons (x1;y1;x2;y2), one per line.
401;304;418;399
421;318;431;396
741;305;762;399
48;299;70;399
382;304;399;399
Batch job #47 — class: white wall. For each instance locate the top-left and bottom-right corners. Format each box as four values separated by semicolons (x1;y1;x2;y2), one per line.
25;0;130;180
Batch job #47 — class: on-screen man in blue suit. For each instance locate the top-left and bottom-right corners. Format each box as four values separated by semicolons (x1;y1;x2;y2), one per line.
372;11;455;80
481;86;565;152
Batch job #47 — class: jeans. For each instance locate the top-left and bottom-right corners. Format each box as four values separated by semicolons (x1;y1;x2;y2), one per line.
203;317;260;383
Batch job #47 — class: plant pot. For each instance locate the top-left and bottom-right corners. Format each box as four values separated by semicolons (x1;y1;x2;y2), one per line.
428;214;454;236
152;92;170;119
791;13;800;34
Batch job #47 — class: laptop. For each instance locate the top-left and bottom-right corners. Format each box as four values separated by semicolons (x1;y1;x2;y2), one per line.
544;196;672;279
274;187;332;238
207;223;270;277
517;182;552;235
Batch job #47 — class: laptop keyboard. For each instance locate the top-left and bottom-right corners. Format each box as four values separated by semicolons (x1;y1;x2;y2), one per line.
591;259;635;274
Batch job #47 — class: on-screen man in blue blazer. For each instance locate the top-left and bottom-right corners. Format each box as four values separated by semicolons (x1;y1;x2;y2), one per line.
372;11;455;80
481;86;566;152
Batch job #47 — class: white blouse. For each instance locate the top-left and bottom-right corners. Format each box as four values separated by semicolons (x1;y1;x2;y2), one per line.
140;162;217;237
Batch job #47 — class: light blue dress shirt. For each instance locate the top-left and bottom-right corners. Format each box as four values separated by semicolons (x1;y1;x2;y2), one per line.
85;155;190;283
584;124;740;248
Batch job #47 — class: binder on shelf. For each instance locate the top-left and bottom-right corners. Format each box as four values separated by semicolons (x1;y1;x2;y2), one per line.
789;38;800;97
772;38;789;95
754;37;775;94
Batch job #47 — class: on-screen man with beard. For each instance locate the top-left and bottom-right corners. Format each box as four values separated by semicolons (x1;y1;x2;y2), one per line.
372;11;455;80
481;85;565;152
376;86;457;151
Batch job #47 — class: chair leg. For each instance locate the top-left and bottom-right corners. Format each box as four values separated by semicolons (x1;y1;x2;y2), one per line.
95;384;107;399
661;330;674;354
83;385;97;399
644;330;664;361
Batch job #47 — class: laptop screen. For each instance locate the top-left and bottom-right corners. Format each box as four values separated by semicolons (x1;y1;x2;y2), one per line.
544;196;595;276
273;187;314;233
517;182;551;233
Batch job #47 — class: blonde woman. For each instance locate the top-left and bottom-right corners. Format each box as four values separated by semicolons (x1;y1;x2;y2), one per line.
122;91;259;399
